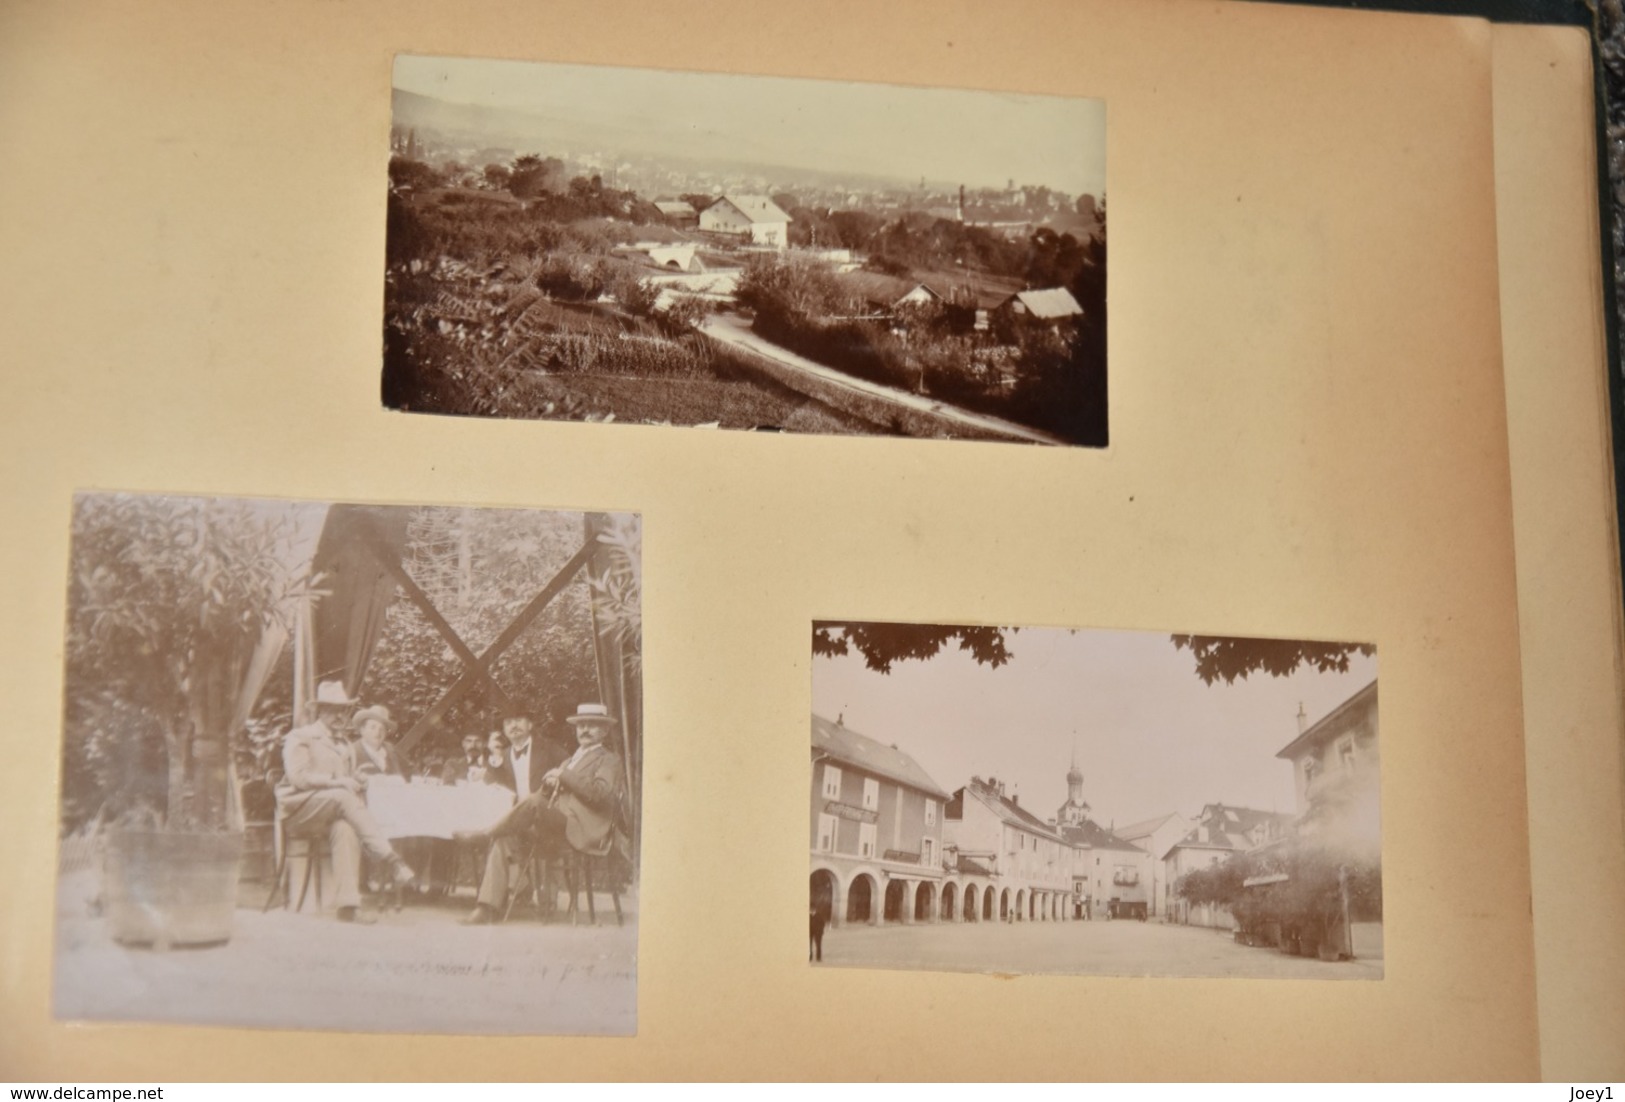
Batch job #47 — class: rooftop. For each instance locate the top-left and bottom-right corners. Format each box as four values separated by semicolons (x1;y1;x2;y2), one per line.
1275;679;1379;760
710;194;792;225
811;714;950;800
1005;287;1083;319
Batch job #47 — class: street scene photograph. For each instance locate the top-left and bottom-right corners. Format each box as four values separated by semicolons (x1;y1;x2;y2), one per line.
809;622;1381;979
52;493;642;1034
384;56;1107;446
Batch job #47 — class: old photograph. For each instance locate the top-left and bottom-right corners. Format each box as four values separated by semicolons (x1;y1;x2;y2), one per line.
809;622;1380;978
53;493;642;1034
384;56;1107;446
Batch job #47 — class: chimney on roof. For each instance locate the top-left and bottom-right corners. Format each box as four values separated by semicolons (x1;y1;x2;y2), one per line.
836;712;844;727
1296;702;1307;734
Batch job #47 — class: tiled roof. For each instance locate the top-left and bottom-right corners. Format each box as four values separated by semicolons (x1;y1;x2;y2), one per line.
811;714;950;799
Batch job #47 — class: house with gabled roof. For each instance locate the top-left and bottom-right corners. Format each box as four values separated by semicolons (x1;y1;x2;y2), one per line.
810;714;949;927
699;194;791;248
994;286;1084;324
1057;817;1151;919
1163;802;1294;927
943;775;1074;924
834;271;944;316
1270;679;1382;958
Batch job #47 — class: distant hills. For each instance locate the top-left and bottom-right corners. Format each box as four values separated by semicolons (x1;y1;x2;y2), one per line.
391;87;956;195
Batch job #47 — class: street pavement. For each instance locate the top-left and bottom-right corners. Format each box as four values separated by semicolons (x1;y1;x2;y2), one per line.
816;915;1383;980
52;869;637;1035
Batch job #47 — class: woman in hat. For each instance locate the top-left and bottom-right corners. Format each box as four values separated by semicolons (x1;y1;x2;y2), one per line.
350;704;408;781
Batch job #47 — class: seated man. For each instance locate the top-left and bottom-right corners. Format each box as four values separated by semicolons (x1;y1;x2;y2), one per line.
440;732;488;785
463;703;625;925
274;681;415;923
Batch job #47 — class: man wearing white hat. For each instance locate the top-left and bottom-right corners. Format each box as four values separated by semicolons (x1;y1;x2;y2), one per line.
464;702;626;925
275;680;415;923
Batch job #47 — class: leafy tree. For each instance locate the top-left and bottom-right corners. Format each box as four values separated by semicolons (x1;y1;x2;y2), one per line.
735;253;848;318
812;622;1014;674
1170;636;1375;685
62;495;312;833
828;210;882;251
388;155;444;194
588;515;642;676
482;163;512;191
509;154;565;200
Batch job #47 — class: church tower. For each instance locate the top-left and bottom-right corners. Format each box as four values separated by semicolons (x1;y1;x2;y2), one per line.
1058;745;1090;826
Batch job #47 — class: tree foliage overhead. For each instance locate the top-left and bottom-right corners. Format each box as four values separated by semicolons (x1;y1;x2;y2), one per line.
1169;636;1375;686
812;621;1014;674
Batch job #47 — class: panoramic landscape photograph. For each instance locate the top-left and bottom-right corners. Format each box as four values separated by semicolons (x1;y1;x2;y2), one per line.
383;56;1108;446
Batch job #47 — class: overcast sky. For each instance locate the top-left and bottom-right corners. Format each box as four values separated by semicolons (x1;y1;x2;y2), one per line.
811;627;1377;830
394;55;1106;197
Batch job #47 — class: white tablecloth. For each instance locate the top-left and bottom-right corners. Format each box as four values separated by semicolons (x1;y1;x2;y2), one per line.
364;777;515;840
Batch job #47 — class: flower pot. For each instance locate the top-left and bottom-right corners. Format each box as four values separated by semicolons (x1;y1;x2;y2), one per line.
104;829;244;948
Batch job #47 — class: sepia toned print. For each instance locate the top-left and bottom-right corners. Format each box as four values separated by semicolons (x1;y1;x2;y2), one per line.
384;56;1107;446
810;622;1381;978
53;493;642;1034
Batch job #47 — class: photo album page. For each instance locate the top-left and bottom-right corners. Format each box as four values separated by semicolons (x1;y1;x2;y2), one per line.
0;0;1620;1082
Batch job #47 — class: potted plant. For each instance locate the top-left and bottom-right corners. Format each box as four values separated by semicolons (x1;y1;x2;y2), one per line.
63;494;308;948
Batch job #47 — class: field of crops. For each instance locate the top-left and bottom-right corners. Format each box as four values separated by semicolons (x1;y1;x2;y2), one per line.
383;254;874;432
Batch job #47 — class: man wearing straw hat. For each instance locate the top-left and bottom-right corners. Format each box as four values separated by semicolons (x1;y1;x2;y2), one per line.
463;702;625;925
276;680;415;923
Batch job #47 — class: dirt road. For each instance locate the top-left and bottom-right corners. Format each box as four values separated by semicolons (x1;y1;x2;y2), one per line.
700;312;1068;446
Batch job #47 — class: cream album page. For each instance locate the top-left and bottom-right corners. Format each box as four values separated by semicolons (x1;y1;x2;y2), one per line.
0;0;1588;1081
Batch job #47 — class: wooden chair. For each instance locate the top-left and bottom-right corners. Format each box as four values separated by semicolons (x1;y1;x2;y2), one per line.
262;809;330;914
563;835;625;926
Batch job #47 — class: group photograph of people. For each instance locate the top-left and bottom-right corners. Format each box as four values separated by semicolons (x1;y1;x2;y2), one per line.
51;493;643;1035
